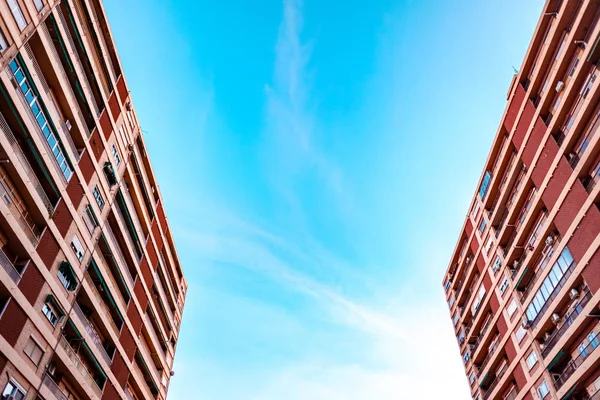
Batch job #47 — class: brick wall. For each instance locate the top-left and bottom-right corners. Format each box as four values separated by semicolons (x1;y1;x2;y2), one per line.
119;326;137;361
0;300;27;346
567;204;600;263
504;84;526;134
542;158;572;210
582;249;600;293
522;117;547;168
109;92;121;121
79;150;95;184
532;139;559;187
554;180;587;237
512;101;536;151
18;264;44;305
52;200;73;238
36;229;60;270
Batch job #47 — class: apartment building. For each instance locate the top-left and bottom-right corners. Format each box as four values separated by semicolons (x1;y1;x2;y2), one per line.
443;1;600;399
0;0;187;399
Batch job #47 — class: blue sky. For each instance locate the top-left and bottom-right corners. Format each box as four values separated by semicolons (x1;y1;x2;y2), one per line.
104;0;544;398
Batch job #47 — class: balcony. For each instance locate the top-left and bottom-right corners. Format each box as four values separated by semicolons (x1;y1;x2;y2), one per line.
59;336;103;398
531;258;577;328
139;336;162;384
541;288;592;358
0;246;24;285
43;373;68;400
102;223;135;287
483;366;507;400
0;111;54;214
478;340;499;375
84;271;122;335
73;302;113;365
584;390;600;400
554;339;600;389
145;313;166;358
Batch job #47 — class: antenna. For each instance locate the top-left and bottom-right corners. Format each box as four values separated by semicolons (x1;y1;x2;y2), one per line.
512;66;519;74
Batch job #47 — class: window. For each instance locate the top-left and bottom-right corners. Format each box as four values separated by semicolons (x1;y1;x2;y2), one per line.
6;0;26;31
471;284;487;315
93;186;104;209
24;337;44;365
589;331;599;349
579;342;590;359
516;326;527;343
9;58;72;179
449;293;455;308
469;372;476;385
538;381;549;398
112;145;121;166
445;281;451;292
479;218;487;233
471;202;480;220
453;312;460;326
42;297;63;327
119;125;129;145
493;257;502;271
2;379;26;400
484;236;493;254
500;278;509;294
526;351;538;370
71;235;85;261
479;171;492;199
33;0;43;11
0;29;7;52
525;247;574;322
507;299;518;317
458;331;465;344
58;262;77;291
463;351;470;364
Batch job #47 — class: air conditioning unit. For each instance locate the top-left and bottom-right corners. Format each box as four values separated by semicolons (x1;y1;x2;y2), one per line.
126;101;133;111
65;119;72;131
539;343;546;350
556;81;565;92
522;317;532;329
492;263;501;273
569;288;580;300
545;236;555;246
551;313;561;325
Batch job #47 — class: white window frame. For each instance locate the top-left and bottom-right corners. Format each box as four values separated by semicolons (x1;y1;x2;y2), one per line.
112;144;121;166
2;378;26;400
70;234;85;261
6;0;27;31
42;301;59;326
526;351;538;370
0;29;7;52
538;381;549;398
24;336;44;365
33;0;43;12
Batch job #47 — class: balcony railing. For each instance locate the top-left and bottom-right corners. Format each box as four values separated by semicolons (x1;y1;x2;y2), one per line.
113;201;142;263
121;183;147;244
73;302;112;366
145;314;165;358
0;247;22;284
532;259;577;328
43;373;68;400
472;319;493;354
139;336;161;383
584;389;600;400
103;223;135;287
542;288;592;358
154;273;174;323
54;8;101;119
483;366;507;400
0;111;54;214
84;273;120;336
478;340;499;374
59;336;102;398
0;175;41;245
554;339;600;389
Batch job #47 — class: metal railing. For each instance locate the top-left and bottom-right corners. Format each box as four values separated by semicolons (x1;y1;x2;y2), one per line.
554;338;600;389
103;222;135;287
0;174;41;245
84;0;118;82
483;366;507;400
121;182;147;244
154;272;174;323
0;111;54;214
144;313;165;358
95;252;128;311
55;8;101;119
532;260;577;328
43;373;68;400
478;341;499;375
22;43;81;162
542;288;592;358
0;246;22;284
73;302;112;366
59;336;103;398
138;336;161;383
132;357;155;400
113;200;142;264
84;273;120;336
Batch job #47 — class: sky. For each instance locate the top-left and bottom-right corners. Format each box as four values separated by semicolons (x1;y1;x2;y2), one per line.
103;1;545;399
